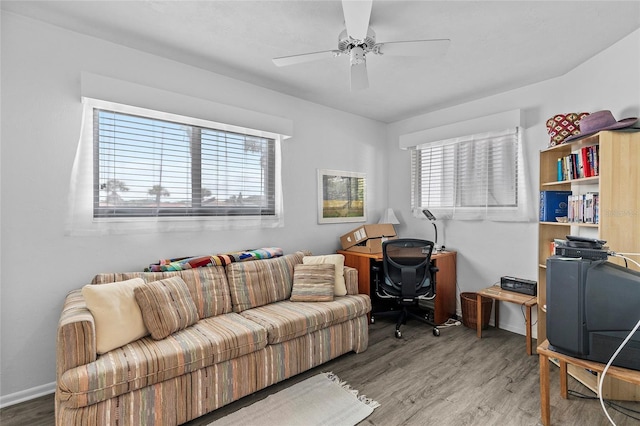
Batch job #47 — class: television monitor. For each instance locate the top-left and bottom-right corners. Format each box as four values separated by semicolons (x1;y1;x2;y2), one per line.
546;256;640;371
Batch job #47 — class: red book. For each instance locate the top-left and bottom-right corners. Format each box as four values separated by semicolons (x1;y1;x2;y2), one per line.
581;147;591;177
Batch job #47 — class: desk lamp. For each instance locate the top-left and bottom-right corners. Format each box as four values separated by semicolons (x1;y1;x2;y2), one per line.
422;209;441;251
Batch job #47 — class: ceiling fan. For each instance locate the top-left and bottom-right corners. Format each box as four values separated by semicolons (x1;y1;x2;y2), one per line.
272;0;450;91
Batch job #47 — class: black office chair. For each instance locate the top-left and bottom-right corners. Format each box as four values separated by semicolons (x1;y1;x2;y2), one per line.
372;238;439;338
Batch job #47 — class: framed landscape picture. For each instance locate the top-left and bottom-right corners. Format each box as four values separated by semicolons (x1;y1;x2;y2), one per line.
317;169;366;224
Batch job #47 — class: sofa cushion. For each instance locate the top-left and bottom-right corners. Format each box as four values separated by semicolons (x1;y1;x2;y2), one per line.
92;265;232;319
58;312;268;408
81;278;148;354
302;254;347;296
226;252;305;312
240;295;371;344
135;276;199;340
290;264;335;302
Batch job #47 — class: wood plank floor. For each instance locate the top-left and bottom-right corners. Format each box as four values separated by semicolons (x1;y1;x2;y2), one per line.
3;319;639;425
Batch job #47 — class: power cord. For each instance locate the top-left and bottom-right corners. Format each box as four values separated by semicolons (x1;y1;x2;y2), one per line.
519;295;538;327
519;304;538;327
568;390;640;422
438;318;461;328
607;252;640;269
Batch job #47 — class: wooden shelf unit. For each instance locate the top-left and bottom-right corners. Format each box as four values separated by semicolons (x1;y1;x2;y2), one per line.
537;130;640;400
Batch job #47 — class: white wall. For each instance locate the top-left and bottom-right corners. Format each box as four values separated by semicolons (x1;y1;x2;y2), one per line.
387;29;640;336
0;13;387;403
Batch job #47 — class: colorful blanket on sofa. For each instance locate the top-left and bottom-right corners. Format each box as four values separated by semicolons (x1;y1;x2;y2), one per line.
145;247;284;272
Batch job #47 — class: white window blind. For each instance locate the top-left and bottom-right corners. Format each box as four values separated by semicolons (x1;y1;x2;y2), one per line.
95;109;276;218
67;97;286;235
411;127;529;221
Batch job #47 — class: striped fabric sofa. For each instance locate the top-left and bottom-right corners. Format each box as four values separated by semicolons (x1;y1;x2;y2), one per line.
56;251;371;425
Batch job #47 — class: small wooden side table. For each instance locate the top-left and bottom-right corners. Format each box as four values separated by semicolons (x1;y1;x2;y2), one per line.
476;285;538;355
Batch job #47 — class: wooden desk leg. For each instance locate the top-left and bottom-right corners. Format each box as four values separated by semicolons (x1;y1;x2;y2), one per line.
525;305;532;356
494;300;499;329
476;293;482;338
560;360;568;399
540;353;550;426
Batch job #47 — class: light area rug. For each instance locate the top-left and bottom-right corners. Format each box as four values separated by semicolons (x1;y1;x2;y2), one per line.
210;372;380;426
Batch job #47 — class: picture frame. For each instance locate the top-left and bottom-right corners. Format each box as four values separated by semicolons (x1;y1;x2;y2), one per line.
317;169;366;224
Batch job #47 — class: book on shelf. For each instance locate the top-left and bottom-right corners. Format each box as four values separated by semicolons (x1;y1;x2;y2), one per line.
556;145;599;181
540;190;572;222
580;147;590;178
571;154;578;178
568;192;599;224
591;145;599;176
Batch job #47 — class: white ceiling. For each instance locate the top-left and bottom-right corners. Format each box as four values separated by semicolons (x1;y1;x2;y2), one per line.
3;1;640;123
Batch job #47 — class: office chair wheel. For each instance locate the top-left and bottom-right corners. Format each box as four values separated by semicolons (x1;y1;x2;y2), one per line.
395;330;402;339
433;328;440;337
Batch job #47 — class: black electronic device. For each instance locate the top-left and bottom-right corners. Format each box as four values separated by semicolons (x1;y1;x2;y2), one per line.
500;276;537;296
565;235;607;248
546;256;640;371
555;235;609;260
555;246;609;260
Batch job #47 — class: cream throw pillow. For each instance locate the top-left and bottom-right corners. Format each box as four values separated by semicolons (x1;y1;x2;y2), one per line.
302;254;347;296
82;278;148;354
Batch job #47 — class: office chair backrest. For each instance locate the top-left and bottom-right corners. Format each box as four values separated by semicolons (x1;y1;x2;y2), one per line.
381;239;435;299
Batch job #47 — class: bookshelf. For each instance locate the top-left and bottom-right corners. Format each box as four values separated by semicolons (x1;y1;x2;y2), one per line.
537;130;640;399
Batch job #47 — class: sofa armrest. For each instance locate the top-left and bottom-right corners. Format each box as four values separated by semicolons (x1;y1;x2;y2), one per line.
344;266;359;295
57;290;97;380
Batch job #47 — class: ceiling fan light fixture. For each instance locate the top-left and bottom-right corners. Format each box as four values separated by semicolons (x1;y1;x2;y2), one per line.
350;46;366;66
338;27;376;53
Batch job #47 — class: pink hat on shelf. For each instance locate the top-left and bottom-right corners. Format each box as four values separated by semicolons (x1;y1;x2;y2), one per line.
564;110;638;142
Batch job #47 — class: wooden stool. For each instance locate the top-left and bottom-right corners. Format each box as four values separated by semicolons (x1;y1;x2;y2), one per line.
476;285;538;355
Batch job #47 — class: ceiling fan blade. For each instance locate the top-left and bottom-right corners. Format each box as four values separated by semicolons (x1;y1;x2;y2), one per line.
342;0;372;41
272;50;341;67
376;39;451;57
350;61;369;91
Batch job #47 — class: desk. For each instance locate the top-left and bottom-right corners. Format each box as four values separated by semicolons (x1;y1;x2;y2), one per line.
337;250;457;324
537;340;640;426
476;285;538;355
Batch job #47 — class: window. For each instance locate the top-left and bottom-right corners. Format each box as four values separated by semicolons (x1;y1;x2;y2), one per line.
94;108;276;218
411;128;528;221
68;84;290;235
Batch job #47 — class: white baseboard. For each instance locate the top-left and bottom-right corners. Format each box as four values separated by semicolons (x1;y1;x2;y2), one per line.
495;321;526;337
456;307;530;337
0;382;55;409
